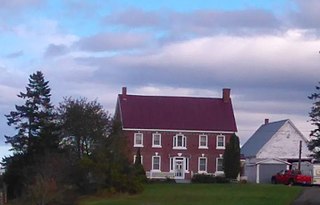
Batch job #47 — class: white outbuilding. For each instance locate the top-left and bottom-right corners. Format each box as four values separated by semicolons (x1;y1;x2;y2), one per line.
241;119;312;183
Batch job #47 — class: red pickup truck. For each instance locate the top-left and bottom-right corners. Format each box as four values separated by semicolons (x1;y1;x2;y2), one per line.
271;170;312;185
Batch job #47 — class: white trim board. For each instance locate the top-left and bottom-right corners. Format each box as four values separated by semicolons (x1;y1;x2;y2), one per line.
123;128;235;134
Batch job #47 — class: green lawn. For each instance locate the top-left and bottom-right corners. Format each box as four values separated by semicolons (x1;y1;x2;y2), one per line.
79;183;302;205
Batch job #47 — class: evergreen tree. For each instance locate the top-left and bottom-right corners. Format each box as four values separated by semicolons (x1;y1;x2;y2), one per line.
3;71;59;200
223;133;240;179
133;148;147;183
308;82;320;158
106;120;144;194
5;70;58;154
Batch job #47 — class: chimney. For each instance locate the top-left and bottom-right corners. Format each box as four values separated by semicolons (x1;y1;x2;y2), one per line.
122;87;127;100
264;118;269;125
222;88;231;103
122;87;127;96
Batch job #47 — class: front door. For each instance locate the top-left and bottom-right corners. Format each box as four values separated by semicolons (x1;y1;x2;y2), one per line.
174;158;185;179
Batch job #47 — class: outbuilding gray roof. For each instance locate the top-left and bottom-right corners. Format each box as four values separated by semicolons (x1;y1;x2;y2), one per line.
241;119;288;158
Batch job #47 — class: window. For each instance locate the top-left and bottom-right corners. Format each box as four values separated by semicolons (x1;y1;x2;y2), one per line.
198;157;207;173
133;155;143;165
152;156;161;171
199;134;208;149
134;133;143;147
170;158;174;171
185;158;189;172
152;133;161;147
216;158;224;172
216;134;225;149
173;134;187;149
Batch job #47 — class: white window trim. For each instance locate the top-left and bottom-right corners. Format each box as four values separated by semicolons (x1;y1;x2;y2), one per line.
198;157;207;173
133;155;143;165
170;157;190;173
173;133;187;150
198;134;208;149
185;158;190;173
152;133;162;148
152;155;161;171
134;133;144;147
216;134;225;149
216;157;224;173
170;157;174;171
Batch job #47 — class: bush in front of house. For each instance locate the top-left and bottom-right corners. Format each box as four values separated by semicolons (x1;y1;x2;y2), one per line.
147;177;176;184
191;174;230;183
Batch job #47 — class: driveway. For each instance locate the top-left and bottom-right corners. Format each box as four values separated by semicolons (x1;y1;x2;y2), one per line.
291;187;320;205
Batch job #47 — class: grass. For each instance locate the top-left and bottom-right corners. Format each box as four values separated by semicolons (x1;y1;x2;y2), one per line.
78;183;302;205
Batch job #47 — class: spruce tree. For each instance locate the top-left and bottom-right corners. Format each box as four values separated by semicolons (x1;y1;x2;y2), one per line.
308;82;320;158
5;71;57;154
3;71;59;200
223;133;240;179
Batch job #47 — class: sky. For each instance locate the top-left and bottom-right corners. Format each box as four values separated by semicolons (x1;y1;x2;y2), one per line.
0;0;319;159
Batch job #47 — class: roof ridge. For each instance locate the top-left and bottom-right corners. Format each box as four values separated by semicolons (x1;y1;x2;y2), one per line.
120;94;222;100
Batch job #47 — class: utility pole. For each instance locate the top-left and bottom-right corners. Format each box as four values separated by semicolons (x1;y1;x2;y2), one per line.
298;140;302;171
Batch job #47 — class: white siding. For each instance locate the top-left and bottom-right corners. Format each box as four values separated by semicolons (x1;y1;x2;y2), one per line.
257;121;312;159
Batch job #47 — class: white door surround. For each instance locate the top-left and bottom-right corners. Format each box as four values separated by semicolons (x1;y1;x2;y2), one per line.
174;157;185;179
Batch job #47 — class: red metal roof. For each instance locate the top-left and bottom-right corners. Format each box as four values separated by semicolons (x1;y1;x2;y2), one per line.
118;92;237;132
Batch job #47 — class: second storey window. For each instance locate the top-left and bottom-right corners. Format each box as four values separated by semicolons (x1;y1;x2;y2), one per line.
134;133;143;147
216;134;225;149
152;133;161;148
173;134;187;149
199;134;208;149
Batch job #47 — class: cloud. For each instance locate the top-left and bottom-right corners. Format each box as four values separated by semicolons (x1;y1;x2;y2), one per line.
105;7;281;37
74;32;152;52
0;0;43;10
83;31;318;94
5;50;24;58
105;7;161;28
289;0;320;29
0;145;12;160
44;44;69;57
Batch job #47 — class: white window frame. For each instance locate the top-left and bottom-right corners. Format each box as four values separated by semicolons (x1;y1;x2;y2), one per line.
170;157;174;171
134;133;143;147
152;155;161;171
216;134;225;149
198;134;208;149
198;157;207;173
185;158;189;173
216;157;224;173
152;133;162;148
133;155;143;165
173;133;187;150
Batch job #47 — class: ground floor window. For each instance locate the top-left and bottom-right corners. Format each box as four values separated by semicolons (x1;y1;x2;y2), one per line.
216;157;223;172
198;157;207;173
133;155;143;165
152;156;161;171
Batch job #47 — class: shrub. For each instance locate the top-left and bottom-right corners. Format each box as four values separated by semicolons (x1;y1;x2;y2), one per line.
191;174;229;184
148;177;176;184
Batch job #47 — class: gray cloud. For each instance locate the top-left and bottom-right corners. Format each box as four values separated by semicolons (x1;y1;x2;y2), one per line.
0;0;44;11
105;7;161;27
74;34;319;109
5;50;23;58
44;44;69;57
105;8;281;37
74;32;152;52
289;0;320;29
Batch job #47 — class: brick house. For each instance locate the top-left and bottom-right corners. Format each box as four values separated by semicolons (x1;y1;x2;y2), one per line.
115;87;237;180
